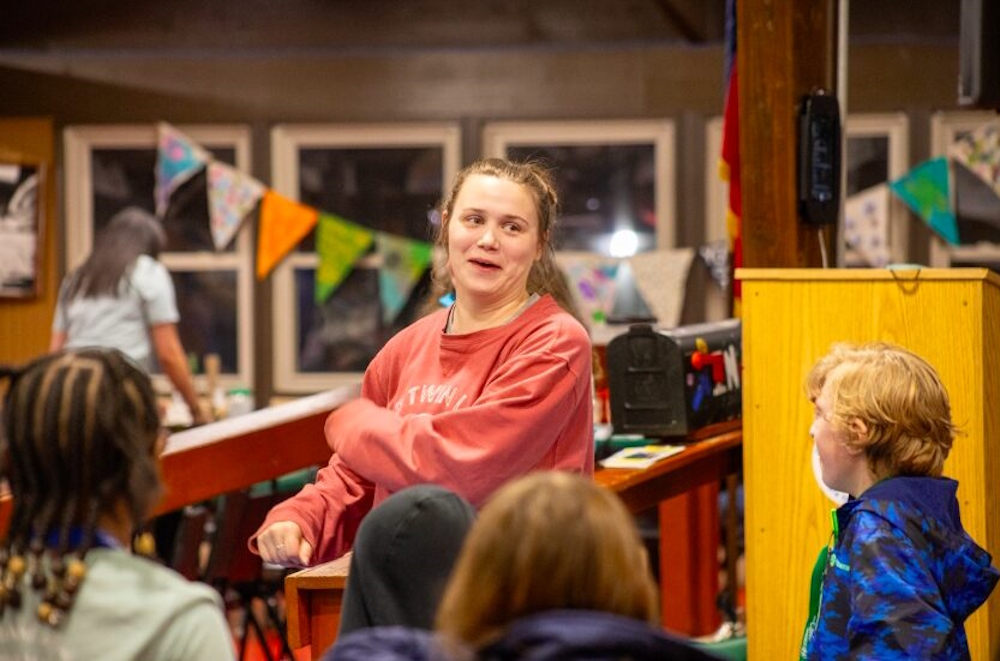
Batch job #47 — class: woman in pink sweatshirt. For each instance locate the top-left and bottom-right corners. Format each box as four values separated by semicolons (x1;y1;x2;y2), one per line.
251;158;594;567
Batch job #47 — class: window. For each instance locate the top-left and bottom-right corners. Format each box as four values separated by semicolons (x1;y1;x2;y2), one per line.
270;123;461;393
842;114;909;267
63;124;254;392
482;119;676;254
928;111;1000;269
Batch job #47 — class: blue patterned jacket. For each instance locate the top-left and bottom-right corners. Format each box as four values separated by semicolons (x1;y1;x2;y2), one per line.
802;476;999;660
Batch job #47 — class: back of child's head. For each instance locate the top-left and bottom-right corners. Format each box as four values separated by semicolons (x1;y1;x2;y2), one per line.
0;348;163;625
435;471;658;649
807;341;955;479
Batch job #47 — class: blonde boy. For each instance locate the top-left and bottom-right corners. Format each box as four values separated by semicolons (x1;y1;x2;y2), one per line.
800;342;998;660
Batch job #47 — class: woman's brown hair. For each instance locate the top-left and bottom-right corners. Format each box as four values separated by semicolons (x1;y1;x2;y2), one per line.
435;471;658;649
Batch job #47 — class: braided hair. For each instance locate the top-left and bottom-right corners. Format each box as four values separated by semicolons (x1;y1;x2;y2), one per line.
0;348;163;626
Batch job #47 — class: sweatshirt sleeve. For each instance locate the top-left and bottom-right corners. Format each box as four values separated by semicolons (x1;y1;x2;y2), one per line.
844;511;954;658
328;319;592;505
248;453;375;564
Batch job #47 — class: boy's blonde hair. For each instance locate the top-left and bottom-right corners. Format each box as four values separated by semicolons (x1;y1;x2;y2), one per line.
435;471;658;649
806;342;956;479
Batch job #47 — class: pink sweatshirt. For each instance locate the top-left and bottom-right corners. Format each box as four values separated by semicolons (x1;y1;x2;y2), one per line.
249;295;594;563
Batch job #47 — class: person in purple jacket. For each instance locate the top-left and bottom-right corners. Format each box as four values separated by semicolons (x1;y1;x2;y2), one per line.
326;471;722;661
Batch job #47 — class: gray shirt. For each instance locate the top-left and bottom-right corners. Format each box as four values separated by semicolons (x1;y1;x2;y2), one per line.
0;548;234;661
52;255;179;372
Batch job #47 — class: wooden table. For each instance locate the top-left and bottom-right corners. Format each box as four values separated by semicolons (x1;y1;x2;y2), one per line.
285;428;742;659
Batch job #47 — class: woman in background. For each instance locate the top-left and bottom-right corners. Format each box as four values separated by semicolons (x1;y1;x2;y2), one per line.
329;471;721;661
0;348;233;660
50;206;207;425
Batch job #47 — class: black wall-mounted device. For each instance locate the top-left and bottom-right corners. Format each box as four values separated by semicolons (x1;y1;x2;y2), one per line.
798;90;841;226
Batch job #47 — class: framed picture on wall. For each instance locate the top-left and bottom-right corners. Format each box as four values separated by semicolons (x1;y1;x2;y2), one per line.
0;162;43;298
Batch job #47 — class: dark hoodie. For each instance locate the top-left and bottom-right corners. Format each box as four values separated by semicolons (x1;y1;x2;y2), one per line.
802;476;999;660
327;610;724;661
338;484;477;637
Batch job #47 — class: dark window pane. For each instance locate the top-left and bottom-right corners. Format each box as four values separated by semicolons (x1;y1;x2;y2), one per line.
295;266;431;373
506;144;658;255
90;146;238;253
954;163;1000;244
846;136;889;194
170;270;239;374
295;147;443;252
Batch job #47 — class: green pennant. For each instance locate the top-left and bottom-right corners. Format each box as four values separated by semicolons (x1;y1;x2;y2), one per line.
315;213;375;304
376;232;434;324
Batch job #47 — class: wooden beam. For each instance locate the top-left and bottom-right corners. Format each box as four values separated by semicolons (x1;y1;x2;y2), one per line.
738;0;838;268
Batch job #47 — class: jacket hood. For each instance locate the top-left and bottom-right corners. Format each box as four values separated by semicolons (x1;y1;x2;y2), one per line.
845;476;1000;622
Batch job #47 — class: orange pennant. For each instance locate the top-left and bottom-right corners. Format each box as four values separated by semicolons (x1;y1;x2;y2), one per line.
256;190;319;280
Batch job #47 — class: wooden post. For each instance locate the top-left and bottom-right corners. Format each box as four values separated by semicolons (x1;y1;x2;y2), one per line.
737;0;838;268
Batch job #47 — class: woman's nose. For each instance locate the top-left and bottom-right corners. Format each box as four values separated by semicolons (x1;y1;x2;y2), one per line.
477;226;498;248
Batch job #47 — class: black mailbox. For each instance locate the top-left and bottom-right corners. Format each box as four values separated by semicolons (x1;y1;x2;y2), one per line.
606;319;742;439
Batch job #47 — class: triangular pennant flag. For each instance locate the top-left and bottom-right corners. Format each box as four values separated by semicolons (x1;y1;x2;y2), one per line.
375;232;433;324
256;191;319;280
554;252;619;326
699;240;731;290
889;157;960;245
315;213;375;304
207;161;266;251
155;123;211;217
629;248;695;329
844;183;891;267
948;119;1000;201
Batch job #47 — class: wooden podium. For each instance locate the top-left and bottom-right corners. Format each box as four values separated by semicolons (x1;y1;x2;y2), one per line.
739;268;1000;661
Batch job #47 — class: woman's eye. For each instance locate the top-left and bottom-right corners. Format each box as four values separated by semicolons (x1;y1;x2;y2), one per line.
503;222;522;233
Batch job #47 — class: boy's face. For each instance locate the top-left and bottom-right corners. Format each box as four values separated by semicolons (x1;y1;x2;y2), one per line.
810;375;867;496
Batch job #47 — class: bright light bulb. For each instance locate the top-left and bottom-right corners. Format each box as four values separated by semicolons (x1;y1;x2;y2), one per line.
609;229;639;258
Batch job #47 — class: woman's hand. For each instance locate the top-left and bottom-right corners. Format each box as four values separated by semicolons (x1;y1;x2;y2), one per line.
256;521;314;568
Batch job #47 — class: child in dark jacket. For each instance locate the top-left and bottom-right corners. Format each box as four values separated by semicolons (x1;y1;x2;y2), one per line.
800;342;999;660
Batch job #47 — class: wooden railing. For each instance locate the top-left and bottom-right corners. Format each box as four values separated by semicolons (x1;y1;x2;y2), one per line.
0;384;361;538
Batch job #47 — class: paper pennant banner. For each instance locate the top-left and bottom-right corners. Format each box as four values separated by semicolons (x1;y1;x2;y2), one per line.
315;213;375;304
554;252;620;326
948;119;1000;201
698;240;731;289
889;157;959;245
206;161;266;251
155;123;210;217
256;191;319;280
628;248;695;329
844;183;891;267
375;232;433;324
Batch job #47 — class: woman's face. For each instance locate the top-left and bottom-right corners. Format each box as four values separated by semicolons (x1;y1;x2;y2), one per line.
445;174;543;308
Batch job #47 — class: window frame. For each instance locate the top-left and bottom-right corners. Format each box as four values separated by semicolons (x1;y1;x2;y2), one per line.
928;110;1000;268
270;122;462;394
481;118;677;250
62;123;255;392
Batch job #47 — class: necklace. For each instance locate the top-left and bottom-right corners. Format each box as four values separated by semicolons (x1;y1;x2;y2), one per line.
445;294;540;334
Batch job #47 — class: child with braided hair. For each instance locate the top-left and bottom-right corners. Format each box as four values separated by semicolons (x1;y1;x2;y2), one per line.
0;348;234;660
